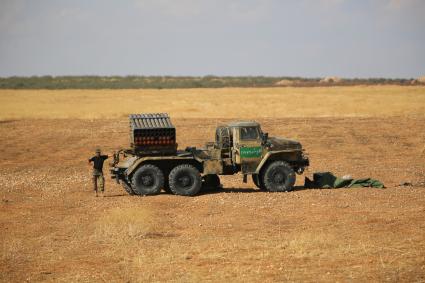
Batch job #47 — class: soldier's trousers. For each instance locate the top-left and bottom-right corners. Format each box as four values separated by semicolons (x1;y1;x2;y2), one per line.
93;173;105;192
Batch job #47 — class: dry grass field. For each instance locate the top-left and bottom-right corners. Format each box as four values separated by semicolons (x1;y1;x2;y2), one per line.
0;86;424;282
0;86;424;120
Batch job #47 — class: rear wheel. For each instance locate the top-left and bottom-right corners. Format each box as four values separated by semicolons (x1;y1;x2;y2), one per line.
263;161;296;192
132;164;164;195
169;164;202;196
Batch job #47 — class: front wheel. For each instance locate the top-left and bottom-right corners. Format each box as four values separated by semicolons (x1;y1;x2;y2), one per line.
263;161;296;192
169;164;202;196
132;164;164;195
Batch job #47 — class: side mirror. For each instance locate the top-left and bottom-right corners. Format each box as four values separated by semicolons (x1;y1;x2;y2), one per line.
262;133;269;145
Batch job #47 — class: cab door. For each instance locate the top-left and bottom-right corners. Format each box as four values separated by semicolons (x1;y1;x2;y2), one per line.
233;126;263;173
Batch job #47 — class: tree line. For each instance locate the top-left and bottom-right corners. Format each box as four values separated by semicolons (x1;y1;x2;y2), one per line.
0;76;419;89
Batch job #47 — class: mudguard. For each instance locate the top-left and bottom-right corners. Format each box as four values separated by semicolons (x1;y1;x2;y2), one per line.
254;150;302;174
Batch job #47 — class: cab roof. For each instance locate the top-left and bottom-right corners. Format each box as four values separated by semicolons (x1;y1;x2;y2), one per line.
226;121;260;128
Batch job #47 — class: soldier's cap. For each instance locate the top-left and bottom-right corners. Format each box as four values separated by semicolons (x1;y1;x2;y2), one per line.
95;148;101;153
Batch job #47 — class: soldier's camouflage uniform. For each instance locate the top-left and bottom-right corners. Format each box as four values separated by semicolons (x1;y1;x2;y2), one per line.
89;154;108;194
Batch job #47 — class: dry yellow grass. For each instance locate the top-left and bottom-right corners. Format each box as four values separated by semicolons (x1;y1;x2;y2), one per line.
0;86;424;120
93;207;160;242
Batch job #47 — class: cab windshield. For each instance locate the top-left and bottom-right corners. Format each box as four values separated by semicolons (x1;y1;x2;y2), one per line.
240;127;259;140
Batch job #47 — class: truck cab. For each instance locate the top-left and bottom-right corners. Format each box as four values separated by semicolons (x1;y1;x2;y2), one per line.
209;121;307;174
212;121;264;174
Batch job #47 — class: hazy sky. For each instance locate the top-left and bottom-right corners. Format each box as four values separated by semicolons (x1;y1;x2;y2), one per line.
0;0;424;78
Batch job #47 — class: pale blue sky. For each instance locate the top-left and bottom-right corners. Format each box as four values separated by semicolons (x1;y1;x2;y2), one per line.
0;0;424;78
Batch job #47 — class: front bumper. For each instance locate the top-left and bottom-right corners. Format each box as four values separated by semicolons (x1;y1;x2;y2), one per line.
301;157;309;167
294;153;309;174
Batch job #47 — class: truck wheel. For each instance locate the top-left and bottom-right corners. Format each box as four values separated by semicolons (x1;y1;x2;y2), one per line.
263;161;296;192
169;164;202;196
132;164;164;195
202;174;221;191
252;174;266;190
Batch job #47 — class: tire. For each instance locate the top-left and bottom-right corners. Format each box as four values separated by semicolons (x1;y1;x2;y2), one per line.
169;164;202;196
202;174;221;191
262;161;296;192
132;164;164;195
252;174;266;190
121;179;135;195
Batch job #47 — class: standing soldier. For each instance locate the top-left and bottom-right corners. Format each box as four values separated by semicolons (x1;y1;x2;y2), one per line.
88;148;108;197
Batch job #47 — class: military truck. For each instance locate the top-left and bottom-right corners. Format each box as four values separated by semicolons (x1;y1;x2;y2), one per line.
110;113;309;196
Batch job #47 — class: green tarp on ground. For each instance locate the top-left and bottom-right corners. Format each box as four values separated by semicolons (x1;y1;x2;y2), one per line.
304;172;385;189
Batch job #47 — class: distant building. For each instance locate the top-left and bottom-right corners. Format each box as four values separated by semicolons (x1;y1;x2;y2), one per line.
320;76;343;83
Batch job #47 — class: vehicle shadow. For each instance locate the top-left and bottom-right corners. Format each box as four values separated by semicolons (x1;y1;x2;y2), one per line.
198;185;308;195
198;187;258;195
108;186;311;197
292;185;314;192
